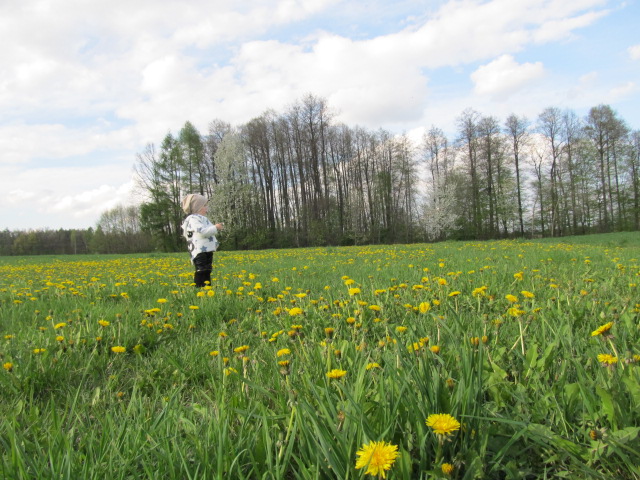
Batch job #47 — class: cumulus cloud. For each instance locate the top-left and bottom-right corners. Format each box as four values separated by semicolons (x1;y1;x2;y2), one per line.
0;0;634;229
471;55;545;99
609;81;637;100
1;0;613;135
0;165;136;230
629;44;640;60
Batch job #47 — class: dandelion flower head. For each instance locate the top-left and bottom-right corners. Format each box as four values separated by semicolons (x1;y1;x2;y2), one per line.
355;440;399;478
326;369;347;379
591;322;613;337
441;463;455;475
426;413;461;436
597;353;618;366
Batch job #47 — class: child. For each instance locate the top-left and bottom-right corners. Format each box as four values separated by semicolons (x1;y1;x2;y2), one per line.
181;193;224;287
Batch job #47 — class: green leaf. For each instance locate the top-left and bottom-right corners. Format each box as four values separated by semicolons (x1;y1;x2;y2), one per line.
622;375;640;407
525;342;539;376
609;426;640;445
596;386;616;426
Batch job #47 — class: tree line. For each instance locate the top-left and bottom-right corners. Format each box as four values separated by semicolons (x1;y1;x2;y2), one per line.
0;206;153;256
135;95;639;250
1;95;638;256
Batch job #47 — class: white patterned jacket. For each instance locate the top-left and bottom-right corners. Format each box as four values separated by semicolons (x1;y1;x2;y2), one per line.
181;214;220;262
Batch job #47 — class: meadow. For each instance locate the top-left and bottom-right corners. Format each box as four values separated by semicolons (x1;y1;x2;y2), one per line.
1;233;639;479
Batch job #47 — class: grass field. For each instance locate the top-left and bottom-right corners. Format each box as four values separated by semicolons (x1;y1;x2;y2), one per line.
1;233;639;479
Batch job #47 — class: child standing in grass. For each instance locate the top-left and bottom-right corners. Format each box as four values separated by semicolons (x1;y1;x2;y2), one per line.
181;193;224;287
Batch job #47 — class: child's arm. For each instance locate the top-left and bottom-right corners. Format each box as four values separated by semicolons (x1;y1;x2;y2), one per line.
195;217;223;237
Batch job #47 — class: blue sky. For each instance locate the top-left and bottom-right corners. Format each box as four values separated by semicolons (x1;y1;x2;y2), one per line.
1;0;639;230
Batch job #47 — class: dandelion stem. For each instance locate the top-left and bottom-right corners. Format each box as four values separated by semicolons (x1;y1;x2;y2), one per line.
509;319;528;355
607;338;624;371
278;405;296;462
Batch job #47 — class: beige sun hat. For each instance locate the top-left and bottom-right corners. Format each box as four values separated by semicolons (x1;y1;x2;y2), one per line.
182;193;208;215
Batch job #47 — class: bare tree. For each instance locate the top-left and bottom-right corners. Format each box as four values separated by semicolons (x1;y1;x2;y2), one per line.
504;114;529;237
537;107;564;236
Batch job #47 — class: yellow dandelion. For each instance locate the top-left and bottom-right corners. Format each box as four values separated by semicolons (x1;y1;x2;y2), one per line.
111;346;126;353
157;298;168;303
277;348;291;357
507;307;525;317
348;287;361;296
505;294;518;303
591;322;613;337
234;345;250;354
425;413;461;436
597;354;618;366
189;305;199;310
366;362;381;370
472;286;487;297
288;307;304;316
441;463;455;475
521;290;535;299
419;302;431;313
33;348;46;354
448;291;461;297
326;369;347;379
98;319;110;327
355;440;399;479
3;362;13;372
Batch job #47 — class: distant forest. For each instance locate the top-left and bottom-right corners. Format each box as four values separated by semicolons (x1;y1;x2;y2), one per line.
2;94;638;256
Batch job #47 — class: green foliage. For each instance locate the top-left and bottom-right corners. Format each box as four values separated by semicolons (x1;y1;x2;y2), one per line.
1;234;639;478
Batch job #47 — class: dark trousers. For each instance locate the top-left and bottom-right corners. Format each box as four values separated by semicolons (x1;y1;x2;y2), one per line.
193;252;213;287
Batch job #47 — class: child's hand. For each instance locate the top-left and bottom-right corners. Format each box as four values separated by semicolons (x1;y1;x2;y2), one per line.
215;223;224;231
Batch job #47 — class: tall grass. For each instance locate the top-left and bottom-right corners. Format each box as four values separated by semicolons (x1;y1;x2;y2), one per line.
1;236;639;479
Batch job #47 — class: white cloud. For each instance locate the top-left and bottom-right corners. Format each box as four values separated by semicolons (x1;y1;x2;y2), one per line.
579;71;599;84
531;9;608;43
0;123;137;165
609;81;637;100
0;165;137;230
629;44;640;60
1;0;636;230
471;55;545;99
